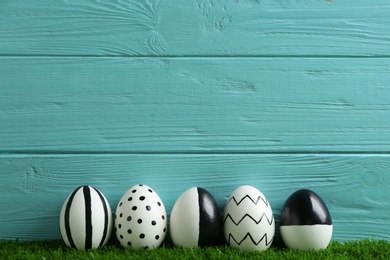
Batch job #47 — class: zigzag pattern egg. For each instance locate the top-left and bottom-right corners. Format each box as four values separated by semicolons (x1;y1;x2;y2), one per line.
223;185;275;251
59;185;113;250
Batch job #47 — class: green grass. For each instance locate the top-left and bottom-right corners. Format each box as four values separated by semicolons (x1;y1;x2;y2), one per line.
1;240;390;260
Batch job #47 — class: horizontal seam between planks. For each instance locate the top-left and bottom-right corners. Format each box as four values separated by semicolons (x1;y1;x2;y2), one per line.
1;55;390;59
1;151;390;156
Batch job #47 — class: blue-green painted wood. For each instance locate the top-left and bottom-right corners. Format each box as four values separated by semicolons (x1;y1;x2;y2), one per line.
0;154;389;241
1;0;390;56
1;57;390;153
1;0;390;243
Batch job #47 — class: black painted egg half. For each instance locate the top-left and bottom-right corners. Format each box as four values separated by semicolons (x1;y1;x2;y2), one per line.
169;187;221;247
59;185;113;250
280;189;332;250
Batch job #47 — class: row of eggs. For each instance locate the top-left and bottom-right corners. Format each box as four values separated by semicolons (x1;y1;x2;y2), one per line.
59;184;332;251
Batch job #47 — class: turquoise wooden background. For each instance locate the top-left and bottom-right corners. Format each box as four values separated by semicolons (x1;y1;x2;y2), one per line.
1;0;390;242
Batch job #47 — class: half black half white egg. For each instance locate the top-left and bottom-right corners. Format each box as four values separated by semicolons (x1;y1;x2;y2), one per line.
169;187;221;247
280;189;332;250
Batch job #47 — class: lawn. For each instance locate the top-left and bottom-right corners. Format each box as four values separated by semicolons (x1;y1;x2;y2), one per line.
1;239;390;260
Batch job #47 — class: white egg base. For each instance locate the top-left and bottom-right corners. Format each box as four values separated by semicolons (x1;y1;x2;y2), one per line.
280;224;333;250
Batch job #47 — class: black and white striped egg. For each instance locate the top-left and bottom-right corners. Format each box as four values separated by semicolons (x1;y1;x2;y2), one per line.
280;189;332;250
115;184;167;249
59;185;113;250
223;185;275;251
169;187;221;248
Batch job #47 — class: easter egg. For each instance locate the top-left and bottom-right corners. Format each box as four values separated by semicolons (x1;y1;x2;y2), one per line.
59;185;113;250
169;187;221;247
280;189;332;250
223;185;275;251
115;184;167;249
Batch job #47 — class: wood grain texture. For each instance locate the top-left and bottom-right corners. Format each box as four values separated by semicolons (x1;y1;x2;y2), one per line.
1;57;390;153
0;154;388;241
1;0;390;243
0;0;389;56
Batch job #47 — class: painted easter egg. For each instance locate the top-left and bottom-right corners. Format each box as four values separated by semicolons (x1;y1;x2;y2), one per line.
115;184;167;249
59;185;113;250
280;189;332;250
170;187;221;248
223;185;275;251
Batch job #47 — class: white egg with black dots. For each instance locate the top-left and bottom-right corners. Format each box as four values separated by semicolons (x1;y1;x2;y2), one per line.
115;184;167;249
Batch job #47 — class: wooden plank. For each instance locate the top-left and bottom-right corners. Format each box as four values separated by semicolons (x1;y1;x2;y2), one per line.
1;57;390;152
0;153;388;241
1;0;390;56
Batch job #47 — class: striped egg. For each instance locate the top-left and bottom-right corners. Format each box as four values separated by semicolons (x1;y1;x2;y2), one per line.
59;185;113;250
169;187;221;248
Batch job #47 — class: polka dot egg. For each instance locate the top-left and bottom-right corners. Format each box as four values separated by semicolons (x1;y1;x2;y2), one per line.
115;184;167;249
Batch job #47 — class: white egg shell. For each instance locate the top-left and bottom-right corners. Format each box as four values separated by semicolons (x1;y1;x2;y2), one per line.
223;185;275;251
169;187;221;248
59;185;113;250
115;184;167;249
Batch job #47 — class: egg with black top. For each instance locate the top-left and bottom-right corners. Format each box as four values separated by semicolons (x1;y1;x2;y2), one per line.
115;184;167;249
280;189;332;250
169;187;221;248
